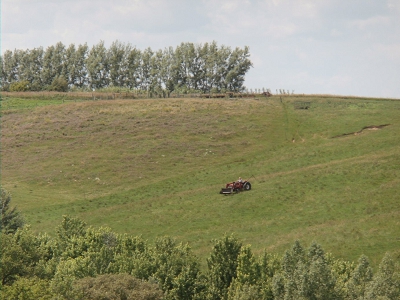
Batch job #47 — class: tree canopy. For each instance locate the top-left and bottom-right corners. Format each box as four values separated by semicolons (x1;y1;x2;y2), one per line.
1;215;399;299
1;41;252;94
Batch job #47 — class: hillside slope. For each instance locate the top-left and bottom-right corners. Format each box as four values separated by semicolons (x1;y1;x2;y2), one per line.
2;95;399;265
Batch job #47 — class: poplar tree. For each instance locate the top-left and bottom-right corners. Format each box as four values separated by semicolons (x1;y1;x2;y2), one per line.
17;47;44;90
138;47;153;91
214;45;231;92
1;49;22;87
41;42;67;88
53;42;67;80
202;41;218;93
2;40;252;93
150;49;164;96
125;47;141;89
64;44;77;87
171;43;188;91
189;43;206;91
195;43;209;92
86;41;109;89
42;45;55;87
160;46;175;94
73;43;89;88
225;46;252;92
108;40;129;87
183;43;197;90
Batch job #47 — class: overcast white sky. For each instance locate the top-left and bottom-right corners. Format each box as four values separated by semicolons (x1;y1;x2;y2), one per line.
2;0;400;98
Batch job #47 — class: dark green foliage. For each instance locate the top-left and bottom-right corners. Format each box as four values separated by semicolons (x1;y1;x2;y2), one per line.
1;227;48;285
1;232;27;285
0;188;25;234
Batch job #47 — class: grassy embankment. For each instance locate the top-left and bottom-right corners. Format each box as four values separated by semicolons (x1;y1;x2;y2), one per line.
1;93;399;267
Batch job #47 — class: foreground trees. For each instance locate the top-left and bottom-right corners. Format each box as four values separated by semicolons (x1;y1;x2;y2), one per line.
1;215;399;299
0;188;25;234
0;41;252;94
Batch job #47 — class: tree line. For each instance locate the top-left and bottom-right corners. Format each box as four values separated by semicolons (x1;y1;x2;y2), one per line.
0;41;252;95
1;189;399;300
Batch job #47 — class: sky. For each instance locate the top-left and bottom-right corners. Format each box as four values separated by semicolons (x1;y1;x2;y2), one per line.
2;0;400;98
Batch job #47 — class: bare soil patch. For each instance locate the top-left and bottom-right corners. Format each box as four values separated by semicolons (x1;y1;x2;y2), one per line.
331;124;391;138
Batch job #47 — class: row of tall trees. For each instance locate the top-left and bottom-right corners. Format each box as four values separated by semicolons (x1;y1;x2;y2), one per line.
1;189;399;299
0;41;252;94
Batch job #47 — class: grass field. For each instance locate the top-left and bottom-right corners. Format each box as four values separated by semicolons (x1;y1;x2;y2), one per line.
1;94;399;267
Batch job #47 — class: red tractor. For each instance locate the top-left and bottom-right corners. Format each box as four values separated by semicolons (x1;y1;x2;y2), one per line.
220;179;252;195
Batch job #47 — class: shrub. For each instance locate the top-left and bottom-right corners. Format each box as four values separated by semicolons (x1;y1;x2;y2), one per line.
9;80;30;92
71;273;164;300
48;76;68;92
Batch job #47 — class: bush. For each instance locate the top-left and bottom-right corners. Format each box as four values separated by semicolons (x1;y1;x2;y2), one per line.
72;274;164;300
48;76;68;92
9;81;30;92
1;83;10;91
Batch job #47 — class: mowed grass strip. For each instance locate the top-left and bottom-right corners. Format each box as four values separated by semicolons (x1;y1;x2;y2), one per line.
1;95;399;266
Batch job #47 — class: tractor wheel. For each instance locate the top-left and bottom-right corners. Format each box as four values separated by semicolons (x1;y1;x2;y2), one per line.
244;182;251;191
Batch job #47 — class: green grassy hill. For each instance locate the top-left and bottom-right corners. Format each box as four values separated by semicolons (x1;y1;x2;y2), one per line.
1;94;399;266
